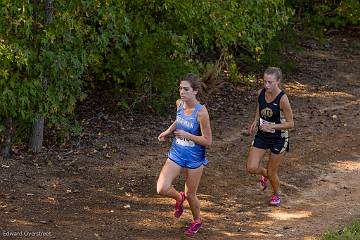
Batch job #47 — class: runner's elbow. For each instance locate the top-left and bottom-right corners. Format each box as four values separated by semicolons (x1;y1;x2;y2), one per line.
203;137;212;147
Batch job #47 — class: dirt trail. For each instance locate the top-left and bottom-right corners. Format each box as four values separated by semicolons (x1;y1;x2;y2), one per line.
0;34;359;240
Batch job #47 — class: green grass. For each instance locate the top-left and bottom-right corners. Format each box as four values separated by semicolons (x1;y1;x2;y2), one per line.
320;219;360;240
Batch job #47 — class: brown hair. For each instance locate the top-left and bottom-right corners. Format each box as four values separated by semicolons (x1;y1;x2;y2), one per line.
264;67;282;81
180;73;207;103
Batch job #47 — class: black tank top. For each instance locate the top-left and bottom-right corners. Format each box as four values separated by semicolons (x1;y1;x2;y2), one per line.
257;88;288;139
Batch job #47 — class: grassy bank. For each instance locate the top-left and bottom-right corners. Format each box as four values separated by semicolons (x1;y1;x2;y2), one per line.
320;219;360;240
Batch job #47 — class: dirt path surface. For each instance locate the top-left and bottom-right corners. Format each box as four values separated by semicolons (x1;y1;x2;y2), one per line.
1;33;359;240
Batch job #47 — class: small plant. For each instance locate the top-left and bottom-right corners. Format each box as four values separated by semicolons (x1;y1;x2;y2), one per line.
320;219;360;240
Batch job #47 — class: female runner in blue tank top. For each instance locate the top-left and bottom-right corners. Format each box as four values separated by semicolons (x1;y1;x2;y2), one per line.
157;73;212;236
247;67;294;206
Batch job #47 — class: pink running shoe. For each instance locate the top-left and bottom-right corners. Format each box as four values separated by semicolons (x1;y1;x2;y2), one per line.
260;176;268;191
269;194;281;206
184;219;203;236
174;192;186;218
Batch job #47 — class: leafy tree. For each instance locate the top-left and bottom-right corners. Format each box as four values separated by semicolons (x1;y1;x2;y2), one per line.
1;0;296;152
0;0;131;155
87;0;293;110
287;0;360;27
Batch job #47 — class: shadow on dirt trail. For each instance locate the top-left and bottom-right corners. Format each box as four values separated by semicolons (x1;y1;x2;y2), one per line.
0;33;359;240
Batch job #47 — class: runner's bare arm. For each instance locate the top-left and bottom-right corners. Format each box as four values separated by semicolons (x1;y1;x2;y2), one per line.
158;100;181;141
249;89;262;135
274;94;294;130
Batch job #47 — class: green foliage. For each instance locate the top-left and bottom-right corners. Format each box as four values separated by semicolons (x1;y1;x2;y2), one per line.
0;42;42;121
337;0;360;25
1;0;295;145
86;0;293;107
320;219;360;240
0;0;130;143
1;1;79;141
287;0;360;28
47;118;83;145
255;25;298;74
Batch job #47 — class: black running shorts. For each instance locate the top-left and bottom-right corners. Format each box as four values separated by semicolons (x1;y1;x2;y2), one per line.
252;134;289;154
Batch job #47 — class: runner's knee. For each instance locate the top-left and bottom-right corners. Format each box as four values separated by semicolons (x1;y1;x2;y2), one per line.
156;182;171;195
267;169;278;179
247;164;258;174
184;191;196;201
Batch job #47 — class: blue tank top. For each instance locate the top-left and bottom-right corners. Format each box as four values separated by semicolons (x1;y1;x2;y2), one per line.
168;101;206;165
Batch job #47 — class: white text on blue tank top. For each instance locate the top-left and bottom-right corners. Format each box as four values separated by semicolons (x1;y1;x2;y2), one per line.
176;116;194;129
176;116;195;147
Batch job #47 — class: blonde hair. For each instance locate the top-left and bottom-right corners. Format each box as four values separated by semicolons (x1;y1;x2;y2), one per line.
264;67;282;81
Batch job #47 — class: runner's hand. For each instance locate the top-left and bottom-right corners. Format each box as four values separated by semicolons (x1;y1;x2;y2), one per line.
248;120;258;135
174;129;190;139
158;131;168;141
259;123;275;133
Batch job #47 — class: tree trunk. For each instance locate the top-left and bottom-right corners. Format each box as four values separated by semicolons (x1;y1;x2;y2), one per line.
29;0;53;152
44;0;53;24
30;118;45;152
1;117;13;158
297;0;304;19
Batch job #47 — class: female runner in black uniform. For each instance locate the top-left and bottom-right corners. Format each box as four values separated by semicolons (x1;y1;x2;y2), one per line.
247;67;294;206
